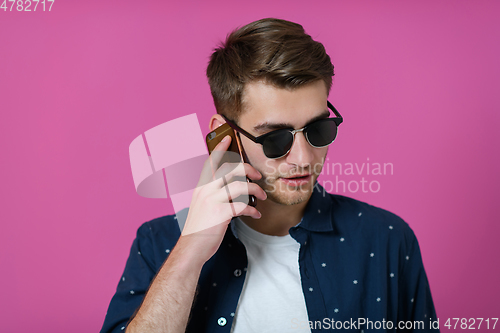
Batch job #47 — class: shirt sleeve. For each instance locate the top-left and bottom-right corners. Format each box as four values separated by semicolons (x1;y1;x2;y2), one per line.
100;223;158;333
398;229;439;332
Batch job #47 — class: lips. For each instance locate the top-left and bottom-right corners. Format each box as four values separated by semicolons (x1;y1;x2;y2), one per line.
279;174;311;186
283;174;310;179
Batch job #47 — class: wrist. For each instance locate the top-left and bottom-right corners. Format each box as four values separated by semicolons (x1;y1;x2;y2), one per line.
170;236;208;272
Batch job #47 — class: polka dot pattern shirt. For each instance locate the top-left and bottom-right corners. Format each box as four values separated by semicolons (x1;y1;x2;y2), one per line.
100;183;438;332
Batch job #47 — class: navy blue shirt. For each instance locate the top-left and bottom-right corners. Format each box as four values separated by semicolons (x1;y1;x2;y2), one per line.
101;183;438;332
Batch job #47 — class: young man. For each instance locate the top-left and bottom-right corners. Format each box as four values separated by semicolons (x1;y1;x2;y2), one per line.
101;18;438;332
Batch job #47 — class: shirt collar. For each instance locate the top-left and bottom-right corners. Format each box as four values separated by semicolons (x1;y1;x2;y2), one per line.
295;181;334;232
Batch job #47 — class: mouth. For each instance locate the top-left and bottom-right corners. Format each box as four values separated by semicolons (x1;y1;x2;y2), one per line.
284;174;310;179
279;174;312;186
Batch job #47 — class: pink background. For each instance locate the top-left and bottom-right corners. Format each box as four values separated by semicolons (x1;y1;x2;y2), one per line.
1;0;499;331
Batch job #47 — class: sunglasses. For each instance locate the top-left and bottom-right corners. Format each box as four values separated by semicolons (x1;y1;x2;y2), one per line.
222;101;343;159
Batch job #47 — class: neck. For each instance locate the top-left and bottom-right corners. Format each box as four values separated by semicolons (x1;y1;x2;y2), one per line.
239;197;309;236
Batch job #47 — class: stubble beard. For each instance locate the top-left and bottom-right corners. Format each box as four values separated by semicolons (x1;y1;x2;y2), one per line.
254;170;320;206
247;153;327;206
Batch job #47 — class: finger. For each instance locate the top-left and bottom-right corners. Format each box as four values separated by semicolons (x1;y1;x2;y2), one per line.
229;202;262;219
214;135;232;151
216;162;262;185
197;136;233;187
211;180;266;206
222;181;267;202
208;135;232;177
213;161;241;180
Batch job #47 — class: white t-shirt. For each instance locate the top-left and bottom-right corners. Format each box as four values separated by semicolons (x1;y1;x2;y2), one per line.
230;218;311;333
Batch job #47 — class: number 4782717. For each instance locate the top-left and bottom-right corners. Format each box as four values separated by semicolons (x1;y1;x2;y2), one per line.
1;0;55;11
444;318;498;330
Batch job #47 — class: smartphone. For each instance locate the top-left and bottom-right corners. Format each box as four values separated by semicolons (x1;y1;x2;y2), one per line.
206;123;257;207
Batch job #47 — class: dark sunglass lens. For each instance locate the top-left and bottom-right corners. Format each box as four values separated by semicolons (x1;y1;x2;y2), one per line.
262;130;294;158
306;120;338;147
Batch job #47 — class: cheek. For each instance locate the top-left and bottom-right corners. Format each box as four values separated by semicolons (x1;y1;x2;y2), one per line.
316;147;328;161
243;143;280;176
254;156;281;177
242;141;269;170
261;160;282;177
311;147;328;171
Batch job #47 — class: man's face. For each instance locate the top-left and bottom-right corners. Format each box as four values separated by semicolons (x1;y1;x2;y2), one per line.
237;80;330;206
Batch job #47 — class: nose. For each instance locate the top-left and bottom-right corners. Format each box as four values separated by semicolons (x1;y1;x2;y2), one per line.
285;131;314;168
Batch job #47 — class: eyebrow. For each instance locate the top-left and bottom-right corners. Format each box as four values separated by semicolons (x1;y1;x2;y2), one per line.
253;110;330;134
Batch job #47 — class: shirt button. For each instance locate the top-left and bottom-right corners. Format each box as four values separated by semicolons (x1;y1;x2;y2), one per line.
217;317;227;326
233;269;242;277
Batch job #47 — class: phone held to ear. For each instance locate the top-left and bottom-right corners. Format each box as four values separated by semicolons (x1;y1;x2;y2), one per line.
206;123;257;207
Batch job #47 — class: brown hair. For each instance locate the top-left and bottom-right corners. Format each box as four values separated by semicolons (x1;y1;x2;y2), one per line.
206;18;334;123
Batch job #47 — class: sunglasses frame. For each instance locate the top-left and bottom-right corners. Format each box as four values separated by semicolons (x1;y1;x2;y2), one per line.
222;101;343;159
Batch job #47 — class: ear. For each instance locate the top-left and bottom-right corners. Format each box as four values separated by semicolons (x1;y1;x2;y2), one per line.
208;114;226;132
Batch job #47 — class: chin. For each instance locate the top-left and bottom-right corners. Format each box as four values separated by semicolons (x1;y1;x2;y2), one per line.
259;177;315;206
268;190;311;206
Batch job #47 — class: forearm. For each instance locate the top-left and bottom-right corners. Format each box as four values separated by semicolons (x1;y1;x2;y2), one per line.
126;238;204;333
124;143;264;332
